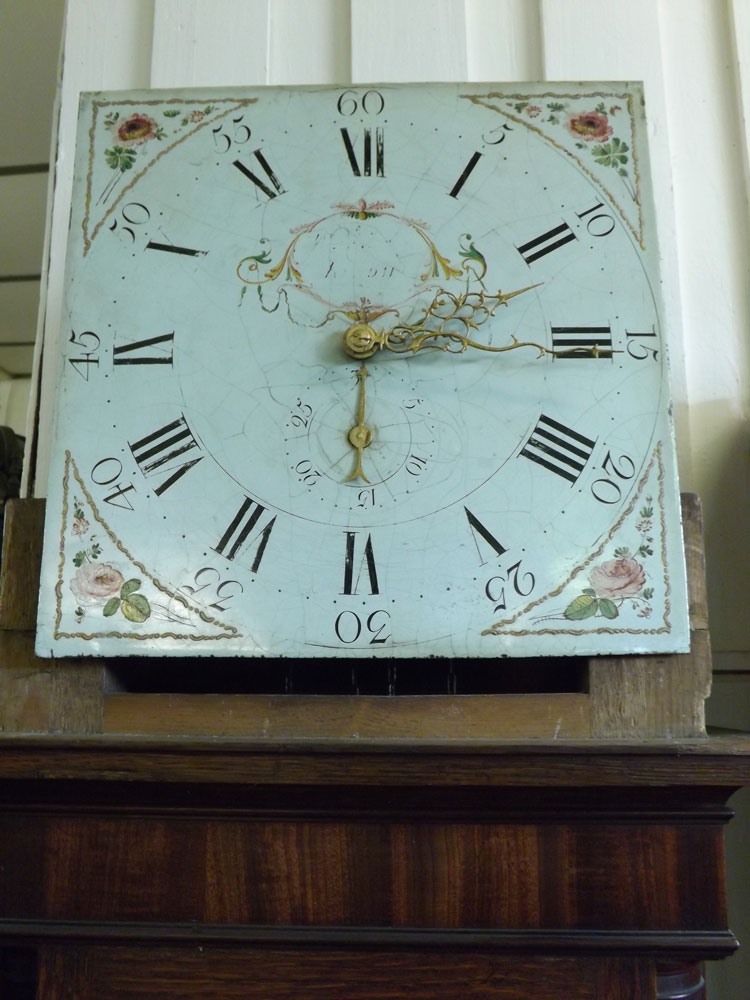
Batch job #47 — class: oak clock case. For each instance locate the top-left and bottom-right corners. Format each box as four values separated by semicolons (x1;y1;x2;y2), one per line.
36;82;689;660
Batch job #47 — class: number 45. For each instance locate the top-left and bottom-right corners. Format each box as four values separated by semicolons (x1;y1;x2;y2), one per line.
68;330;101;381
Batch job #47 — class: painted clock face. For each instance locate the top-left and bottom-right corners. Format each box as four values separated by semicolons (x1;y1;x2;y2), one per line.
36;82;690;658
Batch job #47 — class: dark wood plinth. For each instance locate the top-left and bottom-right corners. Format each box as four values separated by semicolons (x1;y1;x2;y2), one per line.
1;735;749;997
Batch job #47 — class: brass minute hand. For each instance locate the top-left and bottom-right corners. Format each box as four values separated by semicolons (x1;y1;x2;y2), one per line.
342;283;543;360
344;280;611;363
344;363;373;483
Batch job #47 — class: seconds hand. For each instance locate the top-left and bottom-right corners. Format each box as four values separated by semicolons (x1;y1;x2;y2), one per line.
344;362;373;483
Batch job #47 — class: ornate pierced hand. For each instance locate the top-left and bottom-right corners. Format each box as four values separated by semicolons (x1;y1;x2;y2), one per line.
342;282;605;361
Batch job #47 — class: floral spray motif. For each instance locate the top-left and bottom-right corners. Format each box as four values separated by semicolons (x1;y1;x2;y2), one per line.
99;104;214;204
69;498;151;625
506;98;635;201
562;500;655;623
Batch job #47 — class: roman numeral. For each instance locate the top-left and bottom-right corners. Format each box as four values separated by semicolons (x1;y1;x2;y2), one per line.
342;531;379;595
464;508;508;567
340;127;385;177
449;151;482;198
113;332;175;366
214;496;276;570
516;221;577;265
550;325;613;359
129;416;202;496
146;240;208;257
520;415;596;485
233;149;285;199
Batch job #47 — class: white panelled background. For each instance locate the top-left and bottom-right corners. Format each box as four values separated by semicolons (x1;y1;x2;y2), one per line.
21;1;750;994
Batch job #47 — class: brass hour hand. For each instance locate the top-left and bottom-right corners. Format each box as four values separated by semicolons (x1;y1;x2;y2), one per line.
344;363;373;483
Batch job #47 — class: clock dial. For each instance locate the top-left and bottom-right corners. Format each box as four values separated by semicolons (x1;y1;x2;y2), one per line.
36;83;689;658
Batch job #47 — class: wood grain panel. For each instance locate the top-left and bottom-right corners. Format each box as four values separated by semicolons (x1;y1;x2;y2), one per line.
205;820;393;926
41;816;206;923
0;811;727;932
36;945;654;1000
1;736;749;787
388;823;540;928
0;498;44;629
102;691;591;739
589;495;712;738
0;631;104;733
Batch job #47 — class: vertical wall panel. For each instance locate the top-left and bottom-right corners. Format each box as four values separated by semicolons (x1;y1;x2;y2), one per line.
150;0;269;86
465;0;543;81
657;0;750;659
538;0;692;481
268;0;351;84
30;0;156;495
350;0;467;82
729;0;750;216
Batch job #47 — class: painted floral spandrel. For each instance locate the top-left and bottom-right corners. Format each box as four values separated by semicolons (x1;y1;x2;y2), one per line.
533;501;656;627
69;497;151;626
99;104;215;205
507;99;635;201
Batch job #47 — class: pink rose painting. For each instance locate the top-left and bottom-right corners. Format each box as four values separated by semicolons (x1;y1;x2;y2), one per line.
111;113;160;147
70;563;124;605
589;557;646;600
561;525;652;624
566;111;613;142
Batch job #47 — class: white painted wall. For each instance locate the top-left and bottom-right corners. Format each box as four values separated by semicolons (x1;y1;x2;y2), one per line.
29;1;750;993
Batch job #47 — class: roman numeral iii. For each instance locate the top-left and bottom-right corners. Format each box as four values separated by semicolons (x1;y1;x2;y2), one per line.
550;325;613;359
520;415;596;484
